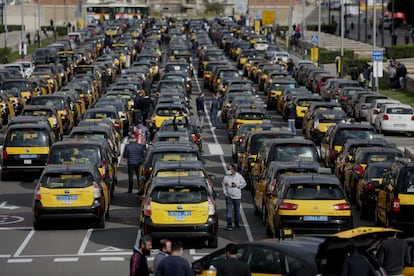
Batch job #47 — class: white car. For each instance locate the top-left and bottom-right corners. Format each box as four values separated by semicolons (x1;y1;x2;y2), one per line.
254;41;269;52
374;103;414;135
367;99;400;125
272;51;290;63
14;60;34;78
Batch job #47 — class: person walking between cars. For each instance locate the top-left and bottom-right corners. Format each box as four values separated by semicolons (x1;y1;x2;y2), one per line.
210;93;220;129
284;100;296;135
153;239;172;275
196;92;205;129
340;245;370;276
130;235;153;276
124;133;146;195
155;240;193;276
222;164;247;231
376;232;411;276
217;243;251;276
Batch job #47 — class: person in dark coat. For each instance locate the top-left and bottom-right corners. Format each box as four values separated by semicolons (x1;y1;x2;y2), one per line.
195;92;205;129
123;133;146;194
284;100;296;135
130;235;152;276
210;93;220;129
155;240;193;276
376;232;411;276
340;245;370;276
217;243;251;276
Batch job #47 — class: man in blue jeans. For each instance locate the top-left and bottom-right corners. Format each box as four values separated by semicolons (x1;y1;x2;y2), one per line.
210;93;220;129
221;163;247;231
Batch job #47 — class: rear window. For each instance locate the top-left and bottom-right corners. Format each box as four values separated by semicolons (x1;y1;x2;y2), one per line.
238;113;264;120
286;184;343;200
40;173;94;188
386;107;413;114
22;109;53;117
333;129;375;146
272;145;319;162
367;165;388;178
70;133;107;141
3;82;29;92
6;129;50;147
85;111;117;119
151;152;199;163
398;169;414;194
155;170;205;177
156;108;180;116
251;134;293;153
151;186;208;203
30;97;64;109
49;146;100;166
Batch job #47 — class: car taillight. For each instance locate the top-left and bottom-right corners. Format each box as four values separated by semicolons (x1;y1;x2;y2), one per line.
383;114;389;120
279;201;298;210
101;160;107;178
354;165;364;177
151;114;156;123
411;116;414;121
2;149;7;160
35;183;41;200
144;197;152;216
144;168;151;176
333;203;350;210
336;88;341;94
93;182;101;198
393;198;400;213
373;109;379;114
340;96;348;101
208;197;215;215
329;150;338;159
366;182;375;191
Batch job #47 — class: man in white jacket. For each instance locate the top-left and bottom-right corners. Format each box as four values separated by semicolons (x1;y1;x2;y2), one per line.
222;164;247;231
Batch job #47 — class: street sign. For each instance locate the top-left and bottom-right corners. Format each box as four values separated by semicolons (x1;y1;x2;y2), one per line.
372;50;383;61
310;35;318;44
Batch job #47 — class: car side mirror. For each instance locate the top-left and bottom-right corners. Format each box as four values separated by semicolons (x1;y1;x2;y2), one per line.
192;262;203;274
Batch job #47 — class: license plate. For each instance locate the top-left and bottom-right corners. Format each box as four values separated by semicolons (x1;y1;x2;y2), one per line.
394;124;406;127
303;216;328;222
24;160;32;164
56;195;78;204
20;154;38;158
168;211;191;217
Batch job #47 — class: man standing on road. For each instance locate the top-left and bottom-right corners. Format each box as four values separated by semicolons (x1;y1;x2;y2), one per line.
210;93;220;129
222;163;247;231
153;239;172;275
376;232;411;276
217;243;251;276
284;100;296;135
196;92;205;129
155;240;193;276
124;133;146;195
130;235;153;276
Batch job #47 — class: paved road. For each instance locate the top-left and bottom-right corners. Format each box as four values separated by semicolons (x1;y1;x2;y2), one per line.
1;48;414;276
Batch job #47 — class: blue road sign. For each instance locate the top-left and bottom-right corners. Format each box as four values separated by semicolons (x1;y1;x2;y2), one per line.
311;35;318;44
372;50;383;61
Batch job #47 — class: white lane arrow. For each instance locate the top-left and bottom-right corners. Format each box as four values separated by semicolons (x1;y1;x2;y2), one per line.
0;201;20;210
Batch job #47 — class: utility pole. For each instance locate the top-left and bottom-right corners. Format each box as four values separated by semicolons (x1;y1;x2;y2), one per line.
340;0;344;77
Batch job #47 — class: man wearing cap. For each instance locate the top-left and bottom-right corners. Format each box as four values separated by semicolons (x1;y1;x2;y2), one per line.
124;133;146;195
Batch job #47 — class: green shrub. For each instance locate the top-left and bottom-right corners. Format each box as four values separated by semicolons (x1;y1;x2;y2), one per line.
319;49;354;64
385;44;414;59
343;57;371;75
56;26;68;36
0;25;23;33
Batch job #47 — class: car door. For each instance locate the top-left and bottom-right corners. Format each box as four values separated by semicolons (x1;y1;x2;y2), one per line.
245;245;284;275
376;171;394;225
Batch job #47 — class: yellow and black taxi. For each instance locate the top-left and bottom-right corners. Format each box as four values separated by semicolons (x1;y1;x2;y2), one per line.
1;123;56;180
210;67;240;93
334;137;387;183
375;159;414;229
29;95;75;135
31;64;61;91
253;161;320;221
229;40;251;60
303;109;347;144
258;66;286;92
149;103;187;133
83;107;123;136
276;87;310;114
238;129;294;186
0;93;15;125
251;138;320;184
343;147;402;204
1;79;33;104
192;227;397;276
264;171;353;238
356;162;391;220
265;78;298;110
159;117;203;152
202;61;229;89
198;50;223;77
33;164;110;229
227;106;267;141
77;118;121;152
242;57;262;78
236;49;257;70
290;94;323;128
21;105;63;140
320;123;377;168
48;139;118;198
95;100;131;136
301;101;343;131
140;176;218;248
1;88;26;116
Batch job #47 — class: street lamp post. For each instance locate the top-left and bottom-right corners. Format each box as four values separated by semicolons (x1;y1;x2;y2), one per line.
54;0;57;41
21;0;24;59
373;0;378;92
318;0;321;66
302;0;306;58
391;0;394;45
38;0;41;47
358;0;361;41
340;0;344;77
365;0;368;42
381;0;384;46
4;0;7;63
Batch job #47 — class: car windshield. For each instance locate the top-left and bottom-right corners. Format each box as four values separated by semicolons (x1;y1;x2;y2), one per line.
398;169;414;194
361;153;402;163
85;111;117;119
156;108;181;116
386;107;413;114
40;173;94;189
6;129;50;147
151;186;208;203
333;129;374;146
286;184;343;200
272;144;318;162
49;146;100;166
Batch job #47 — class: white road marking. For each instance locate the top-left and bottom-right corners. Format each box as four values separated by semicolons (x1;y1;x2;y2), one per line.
0;227;33;230
77;228;93;256
0;201;19;210
0;254;11;258
118;138;128;166
100;257;125;262
97;246;123;252
193;69;254;242
12;252;132;258
53;257;79;262
0;215;24;225
13;229;35;257
134;228;142;247
7;258;33;263
207;143;224;155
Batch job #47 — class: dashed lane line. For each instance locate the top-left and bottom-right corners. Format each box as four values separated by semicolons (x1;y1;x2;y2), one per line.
53;257;79;262
100;257;125;262
7;258;33;263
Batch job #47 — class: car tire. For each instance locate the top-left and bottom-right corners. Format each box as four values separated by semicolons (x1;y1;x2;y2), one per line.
207;236;218;248
33;220;43;230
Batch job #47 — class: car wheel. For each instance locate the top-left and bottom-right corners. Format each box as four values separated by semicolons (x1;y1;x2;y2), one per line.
33;220;43;230
261;203;267;225
207;236;218;248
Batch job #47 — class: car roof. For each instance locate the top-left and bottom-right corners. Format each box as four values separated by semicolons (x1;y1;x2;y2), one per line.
153;160;205;171
41;164;100;175
282;173;341;185
151;176;207;188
